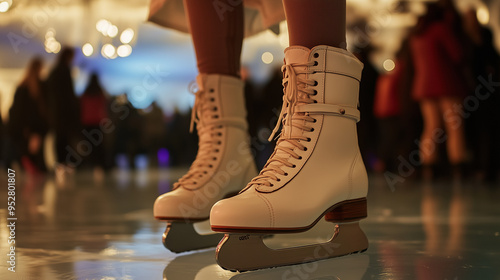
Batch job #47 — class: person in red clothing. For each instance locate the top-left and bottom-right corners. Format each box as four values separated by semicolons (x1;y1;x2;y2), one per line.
410;3;468;179
80;73;109;174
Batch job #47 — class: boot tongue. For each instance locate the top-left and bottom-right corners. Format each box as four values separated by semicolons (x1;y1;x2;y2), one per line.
284;46;311;68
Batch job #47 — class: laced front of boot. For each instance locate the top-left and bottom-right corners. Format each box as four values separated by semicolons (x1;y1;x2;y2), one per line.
244;60;318;190
174;83;247;190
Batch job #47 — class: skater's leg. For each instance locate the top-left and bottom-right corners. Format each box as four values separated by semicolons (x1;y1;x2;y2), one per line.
283;0;346;49
183;0;243;77
419;99;442;165
439;97;466;165
154;0;256;253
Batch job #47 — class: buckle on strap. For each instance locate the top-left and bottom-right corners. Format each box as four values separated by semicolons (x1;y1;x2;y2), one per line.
295;104;360;122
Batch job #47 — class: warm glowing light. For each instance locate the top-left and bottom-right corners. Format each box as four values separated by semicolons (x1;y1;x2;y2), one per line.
45;40;61;54
477;6;489;25
120;28;134;44
82;43;93;57
261;52;274;64
102;44;116;58
117;44;132;57
52;42;61;53
383;59;395;72
45;29;56;39
96;19;110;32
44;36;61;54
107;25;118;38
0;1;10;12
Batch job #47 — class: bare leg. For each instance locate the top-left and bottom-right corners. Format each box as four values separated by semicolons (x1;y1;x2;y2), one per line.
283;0;346;49
419;100;442;165
439;97;466;164
183;0;243;77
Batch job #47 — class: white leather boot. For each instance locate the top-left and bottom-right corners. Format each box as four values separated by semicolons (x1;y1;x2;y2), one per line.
211;46;369;271
154;74;257;252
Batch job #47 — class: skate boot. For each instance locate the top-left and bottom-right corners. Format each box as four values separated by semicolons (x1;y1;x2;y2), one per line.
210;46;369;271
154;74;257;253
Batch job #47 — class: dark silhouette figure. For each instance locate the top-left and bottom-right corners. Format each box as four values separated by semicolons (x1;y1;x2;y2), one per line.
46;47;81;167
80;73;109;169
8;58;49;173
354;46;379;171
462;8;500;182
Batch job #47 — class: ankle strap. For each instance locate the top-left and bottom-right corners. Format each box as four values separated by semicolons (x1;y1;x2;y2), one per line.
201;117;248;130
296;104;360;122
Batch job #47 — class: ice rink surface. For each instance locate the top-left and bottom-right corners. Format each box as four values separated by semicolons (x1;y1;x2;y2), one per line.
1;168;499;280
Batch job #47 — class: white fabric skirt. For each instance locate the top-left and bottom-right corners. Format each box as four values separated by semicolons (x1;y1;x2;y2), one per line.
148;0;286;37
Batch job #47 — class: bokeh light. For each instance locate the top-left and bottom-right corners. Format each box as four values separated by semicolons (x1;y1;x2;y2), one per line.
102;44;116;59
82;43;93;57
383;59;396;72
120;28;135;44
477;6;490;25
117;44;132;57
261;52;274;64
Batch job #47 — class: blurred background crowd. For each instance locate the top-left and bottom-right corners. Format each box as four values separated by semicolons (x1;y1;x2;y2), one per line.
0;0;499;186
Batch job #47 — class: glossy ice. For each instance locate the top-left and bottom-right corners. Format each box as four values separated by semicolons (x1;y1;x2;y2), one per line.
0;169;499;280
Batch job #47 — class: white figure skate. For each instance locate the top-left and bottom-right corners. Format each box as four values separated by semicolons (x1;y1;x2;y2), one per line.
154;74;257;253
210;46;369;271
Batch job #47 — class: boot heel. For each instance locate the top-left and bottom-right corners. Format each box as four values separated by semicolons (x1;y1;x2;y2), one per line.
325;198;367;223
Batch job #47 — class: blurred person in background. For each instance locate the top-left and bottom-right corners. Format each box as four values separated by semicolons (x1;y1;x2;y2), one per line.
462;8;500;183
139;102;167;167
8;57;49;174
373;41;411;173
80;73;109;177
47;47;81;169
354;45;379;171
410;3;469;180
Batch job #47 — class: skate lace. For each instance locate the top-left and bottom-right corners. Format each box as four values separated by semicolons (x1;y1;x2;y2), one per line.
173;89;222;189
249;61;318;188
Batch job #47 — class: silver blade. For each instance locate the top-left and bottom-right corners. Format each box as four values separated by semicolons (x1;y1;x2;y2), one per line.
215;222;368;272
162;222;224;253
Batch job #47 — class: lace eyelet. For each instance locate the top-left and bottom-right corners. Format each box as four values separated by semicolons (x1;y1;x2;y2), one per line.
292;164;297;168
313;81;318;86
209;89;214;93
313;61;318;66
213;157;217;161
217;132;222;136
284;173;289;176
313;53;319;58
209;164;213;168
313;119;317;123
310;128;315;132
217;141;222;145
203;171;208;174
307;137;311;142
313;90;317;95
303;147;308;151
277;178;281;182
313;100;318;103
210;98;215;102
298;156;303;160
270;184;274;187
213;115;219;119
213;107;218;111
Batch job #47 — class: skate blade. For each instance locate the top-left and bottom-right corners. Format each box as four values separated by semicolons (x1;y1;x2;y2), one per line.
163;222;224;253
215;222;368;272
